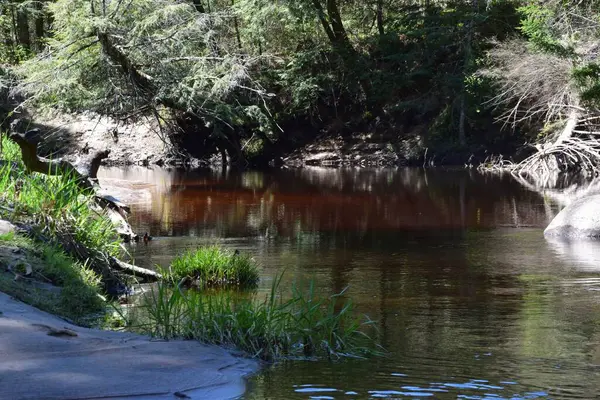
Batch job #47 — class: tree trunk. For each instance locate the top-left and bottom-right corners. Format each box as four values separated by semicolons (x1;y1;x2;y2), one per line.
219;146;227;166
311;0;337;44
16;4;30;50
313;0;354;52
327;0;348;45
97;32;156;96
376;0;385;36
225;135;247;168
0;5;15;60
310;0;378;110
35;0;44;50
231;0;242;50
458;0;477;147
458;94;466;146
192;0;205;13
8;121;109;189
553;109;580;148
11;6;18;47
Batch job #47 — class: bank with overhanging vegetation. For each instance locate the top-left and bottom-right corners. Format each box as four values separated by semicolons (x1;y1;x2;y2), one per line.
0;136;115;324
1;0;600;172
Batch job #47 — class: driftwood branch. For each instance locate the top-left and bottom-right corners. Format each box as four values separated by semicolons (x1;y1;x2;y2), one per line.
110;257;162;281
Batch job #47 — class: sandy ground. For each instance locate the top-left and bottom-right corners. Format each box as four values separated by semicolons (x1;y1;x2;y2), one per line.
26;111;176;166
0;291;258;400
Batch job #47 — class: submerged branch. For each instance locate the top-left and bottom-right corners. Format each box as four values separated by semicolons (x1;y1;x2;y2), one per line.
110;257;162;282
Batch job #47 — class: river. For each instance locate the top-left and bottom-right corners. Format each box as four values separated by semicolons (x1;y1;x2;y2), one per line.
98;166;600;400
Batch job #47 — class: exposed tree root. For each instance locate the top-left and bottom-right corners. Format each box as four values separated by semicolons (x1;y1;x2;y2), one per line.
479;109;600;183
8;124;109;190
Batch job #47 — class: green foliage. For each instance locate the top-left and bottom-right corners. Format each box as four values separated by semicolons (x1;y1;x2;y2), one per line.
517;4;572;56
1;135;22;163
165;246;259;289
140;274;380;361
18;0;269;125
573;63;600;107
6;0;596;161
40;247;104;319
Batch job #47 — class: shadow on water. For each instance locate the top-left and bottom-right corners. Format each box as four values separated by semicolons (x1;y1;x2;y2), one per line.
98;166;600;399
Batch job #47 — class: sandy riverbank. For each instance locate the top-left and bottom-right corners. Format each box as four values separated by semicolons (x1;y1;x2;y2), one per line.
0;291;258;400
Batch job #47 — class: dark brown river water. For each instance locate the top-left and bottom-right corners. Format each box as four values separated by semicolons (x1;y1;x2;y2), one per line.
99;167;600;400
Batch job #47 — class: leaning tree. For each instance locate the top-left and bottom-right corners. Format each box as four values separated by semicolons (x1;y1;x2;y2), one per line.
15;0;275;166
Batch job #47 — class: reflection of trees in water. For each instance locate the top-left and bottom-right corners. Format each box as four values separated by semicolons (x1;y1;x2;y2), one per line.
117;167;553;239
515;173;600;207
106;167;600;241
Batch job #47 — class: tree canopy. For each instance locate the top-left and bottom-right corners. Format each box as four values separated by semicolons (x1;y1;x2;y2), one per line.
2;0;600;168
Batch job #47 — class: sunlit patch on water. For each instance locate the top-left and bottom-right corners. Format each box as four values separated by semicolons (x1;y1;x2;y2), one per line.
294;386;339;394
289;379;551;399
368;390;435;397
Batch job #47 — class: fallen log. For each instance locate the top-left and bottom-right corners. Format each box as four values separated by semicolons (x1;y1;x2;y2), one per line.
8;120;109;190
110;257;162;281
15;221;159;283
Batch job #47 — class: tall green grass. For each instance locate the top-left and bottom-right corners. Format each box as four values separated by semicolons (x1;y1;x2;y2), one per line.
0;136;120;257
165;246;259;289
1;134;22;164
138;275;380;361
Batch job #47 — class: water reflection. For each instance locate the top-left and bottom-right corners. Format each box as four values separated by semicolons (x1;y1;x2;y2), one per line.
97;167;600;400
99;167;558;239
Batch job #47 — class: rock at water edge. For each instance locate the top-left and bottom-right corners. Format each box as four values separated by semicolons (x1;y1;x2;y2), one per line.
544;194;600;238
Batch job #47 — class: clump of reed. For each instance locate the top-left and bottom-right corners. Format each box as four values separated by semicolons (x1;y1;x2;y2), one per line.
138;275;380;361
164;246;260;289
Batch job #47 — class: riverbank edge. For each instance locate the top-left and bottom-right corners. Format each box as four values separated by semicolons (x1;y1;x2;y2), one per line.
9;109;524;169
0;225;260;399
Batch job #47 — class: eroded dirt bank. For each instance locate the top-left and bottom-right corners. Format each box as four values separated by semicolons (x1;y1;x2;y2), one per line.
24;111;427;168
23;111;187;167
